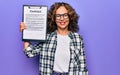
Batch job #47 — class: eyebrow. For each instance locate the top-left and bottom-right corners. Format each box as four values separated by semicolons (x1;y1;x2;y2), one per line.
55;13;68;15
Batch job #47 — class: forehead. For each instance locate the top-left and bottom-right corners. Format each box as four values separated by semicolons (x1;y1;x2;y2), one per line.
56;6;68;14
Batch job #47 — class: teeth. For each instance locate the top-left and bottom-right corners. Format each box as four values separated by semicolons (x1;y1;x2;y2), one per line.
60;22;65;25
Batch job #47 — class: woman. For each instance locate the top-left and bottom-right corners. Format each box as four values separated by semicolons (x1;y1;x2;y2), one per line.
20;2;88;75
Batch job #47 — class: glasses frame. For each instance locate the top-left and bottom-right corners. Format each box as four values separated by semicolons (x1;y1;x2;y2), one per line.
55;13;69;20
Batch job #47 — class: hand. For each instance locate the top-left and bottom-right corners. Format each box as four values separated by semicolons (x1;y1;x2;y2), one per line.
24;41;30;49
20;22;26;32
20;22;30;49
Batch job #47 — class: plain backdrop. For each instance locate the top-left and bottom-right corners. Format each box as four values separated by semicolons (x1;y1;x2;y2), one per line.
0;0;120;75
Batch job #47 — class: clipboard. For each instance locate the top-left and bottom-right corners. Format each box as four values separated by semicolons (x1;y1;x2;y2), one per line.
22;5;48;42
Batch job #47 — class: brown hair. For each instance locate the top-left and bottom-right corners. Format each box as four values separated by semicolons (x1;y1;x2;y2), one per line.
47;2;79;33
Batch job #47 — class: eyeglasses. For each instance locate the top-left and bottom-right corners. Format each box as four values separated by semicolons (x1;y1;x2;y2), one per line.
55;13;69;20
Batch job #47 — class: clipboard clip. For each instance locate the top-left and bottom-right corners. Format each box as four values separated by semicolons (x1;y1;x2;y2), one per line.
28;6;42;9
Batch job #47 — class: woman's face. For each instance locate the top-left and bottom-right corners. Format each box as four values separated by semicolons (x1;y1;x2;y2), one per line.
55;6;69;31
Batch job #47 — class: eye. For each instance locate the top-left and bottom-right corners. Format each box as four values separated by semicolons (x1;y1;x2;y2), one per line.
56;14;60;17
64;13;69;18
64;13;68;16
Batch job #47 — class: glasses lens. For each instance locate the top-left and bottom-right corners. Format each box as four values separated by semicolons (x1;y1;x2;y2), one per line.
55;14;61;20
55;13;68;20
63;13;68;19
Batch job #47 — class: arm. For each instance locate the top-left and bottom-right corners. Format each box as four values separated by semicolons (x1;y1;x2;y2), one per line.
79;37;88;75
24;41;43;58
73;35;88;75
20;22;43;58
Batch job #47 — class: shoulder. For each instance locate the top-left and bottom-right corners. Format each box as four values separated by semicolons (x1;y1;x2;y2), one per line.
47;31;56;36
70;32;83;40
46;31;57;39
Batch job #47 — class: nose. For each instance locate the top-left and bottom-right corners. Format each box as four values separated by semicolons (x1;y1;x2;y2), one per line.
60;15;64;20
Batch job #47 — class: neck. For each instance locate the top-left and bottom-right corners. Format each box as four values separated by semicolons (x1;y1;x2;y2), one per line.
57;29;69;35
57;30;69;35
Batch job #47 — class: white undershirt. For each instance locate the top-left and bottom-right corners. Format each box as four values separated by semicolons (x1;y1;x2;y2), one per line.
53;34;70;72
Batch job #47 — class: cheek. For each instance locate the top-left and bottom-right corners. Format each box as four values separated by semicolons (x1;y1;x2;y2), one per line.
55;20;59;25
66;19;70;24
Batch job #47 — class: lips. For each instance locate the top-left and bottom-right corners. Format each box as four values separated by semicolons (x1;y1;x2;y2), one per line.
59;21;66;25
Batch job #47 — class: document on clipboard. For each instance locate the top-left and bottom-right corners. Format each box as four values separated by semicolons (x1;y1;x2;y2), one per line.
22;5;47;41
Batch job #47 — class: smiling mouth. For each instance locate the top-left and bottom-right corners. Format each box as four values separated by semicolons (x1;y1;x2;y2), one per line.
59;21;66;25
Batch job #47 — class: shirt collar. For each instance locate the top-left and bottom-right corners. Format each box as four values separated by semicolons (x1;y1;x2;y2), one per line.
50;30;74;39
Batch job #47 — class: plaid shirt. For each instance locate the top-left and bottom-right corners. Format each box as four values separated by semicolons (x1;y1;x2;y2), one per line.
24;31;88;75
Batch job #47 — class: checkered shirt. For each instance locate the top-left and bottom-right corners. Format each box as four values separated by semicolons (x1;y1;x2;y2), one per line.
24;31;88;75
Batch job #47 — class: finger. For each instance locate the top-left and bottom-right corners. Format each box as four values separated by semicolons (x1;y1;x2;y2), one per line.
20;22;26;32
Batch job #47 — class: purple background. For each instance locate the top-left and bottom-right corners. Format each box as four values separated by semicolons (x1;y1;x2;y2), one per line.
0;0;120;75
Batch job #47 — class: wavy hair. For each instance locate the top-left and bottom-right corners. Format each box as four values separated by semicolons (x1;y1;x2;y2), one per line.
47;2;79;33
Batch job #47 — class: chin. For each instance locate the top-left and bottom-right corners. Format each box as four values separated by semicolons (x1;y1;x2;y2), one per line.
59;26;68;29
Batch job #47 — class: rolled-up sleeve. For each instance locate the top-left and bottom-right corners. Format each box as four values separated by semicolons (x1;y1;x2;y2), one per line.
24;42;43;58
